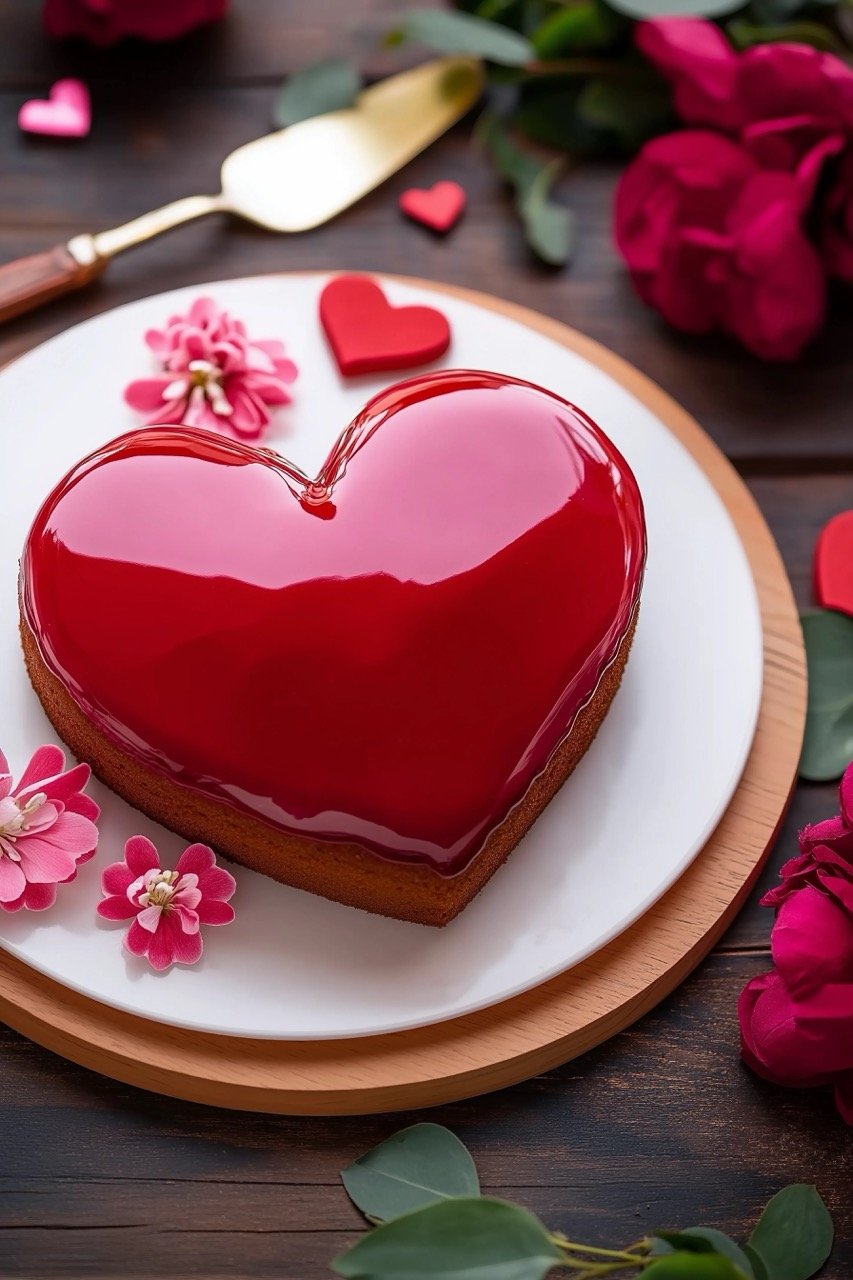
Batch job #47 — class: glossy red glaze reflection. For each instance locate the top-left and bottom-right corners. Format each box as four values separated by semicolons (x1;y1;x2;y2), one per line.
21;371;646;875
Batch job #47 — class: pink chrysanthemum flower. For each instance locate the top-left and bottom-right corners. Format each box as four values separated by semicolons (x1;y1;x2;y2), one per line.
124;296;298;442
97;835;236;970
0;745;100;912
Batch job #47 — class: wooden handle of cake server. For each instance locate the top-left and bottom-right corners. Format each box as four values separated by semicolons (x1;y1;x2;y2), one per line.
0;238;106;324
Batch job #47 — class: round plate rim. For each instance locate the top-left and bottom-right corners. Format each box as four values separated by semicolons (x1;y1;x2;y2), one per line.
0;272;805;1112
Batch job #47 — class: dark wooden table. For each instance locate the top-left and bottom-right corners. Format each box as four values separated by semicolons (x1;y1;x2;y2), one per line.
1;3;851;1276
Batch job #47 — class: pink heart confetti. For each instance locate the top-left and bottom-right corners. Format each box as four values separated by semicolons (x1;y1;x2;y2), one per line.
18;79;91;139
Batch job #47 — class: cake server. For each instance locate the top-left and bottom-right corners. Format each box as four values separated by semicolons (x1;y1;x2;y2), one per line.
0;57;482;324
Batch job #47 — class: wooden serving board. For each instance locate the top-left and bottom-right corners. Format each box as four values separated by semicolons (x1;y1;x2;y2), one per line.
0;279;806;1114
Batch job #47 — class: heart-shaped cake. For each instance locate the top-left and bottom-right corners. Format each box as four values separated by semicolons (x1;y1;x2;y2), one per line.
20;371;645;925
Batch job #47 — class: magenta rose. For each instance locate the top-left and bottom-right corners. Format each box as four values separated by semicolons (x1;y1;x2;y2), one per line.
763;762;853;910
43;0;229;44
614;129;825;360
739;763;853;1125
636;19;853;176
739;887;853;1124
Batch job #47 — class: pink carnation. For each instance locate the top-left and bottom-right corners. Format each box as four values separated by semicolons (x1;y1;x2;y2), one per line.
43;0;228;45
124;296;298;442
0;745;99;912
739;762;853;1125
97;836;236;971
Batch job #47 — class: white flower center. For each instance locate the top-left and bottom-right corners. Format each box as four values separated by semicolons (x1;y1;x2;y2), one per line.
164;359;233;417
138;868;180;909
0;792;47;858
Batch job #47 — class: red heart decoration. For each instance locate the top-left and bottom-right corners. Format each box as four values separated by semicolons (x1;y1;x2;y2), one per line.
21;372;645;876
399;181;466;233
814;510;853;617
319;274;451;376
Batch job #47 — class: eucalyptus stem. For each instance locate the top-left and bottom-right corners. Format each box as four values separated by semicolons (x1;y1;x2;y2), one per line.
549;1233;648;1264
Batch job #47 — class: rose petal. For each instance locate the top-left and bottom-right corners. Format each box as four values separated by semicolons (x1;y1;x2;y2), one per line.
136;904;163;934
14;745;65;793
772;887;853;995
97;895;139;921
124;835;160;877
124;918;152;957
101;861;135;896
800;815;853;853
739;970;834;1087
635;18;742;131
0;857;27;903
196;866;236;901
172;903;200;934
124;377;173;412
196;898;235;926
32;810;98;854
15;836;79;885
147;913;203;969
64;791;100;822
21;881;58;911
175;844;215;877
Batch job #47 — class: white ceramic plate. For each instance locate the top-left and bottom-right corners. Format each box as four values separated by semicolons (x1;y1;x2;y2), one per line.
0;273;762;1039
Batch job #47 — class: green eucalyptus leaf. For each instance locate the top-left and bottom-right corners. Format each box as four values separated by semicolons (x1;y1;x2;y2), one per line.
517;158;575;264
800;611;853;781
607;0;744;19
744;1246;770;1280
748;0;809;22
645;1255;751;1279
273;58;361;128
475;0;522;19
576;70;674;150
671;1230;756;1278
653;1231;717;1254
390;9;535;64
532;0;625;55
516;81;614;153
727;16;843;47
479;116;573;263
341;1124;479;1223
332;1197;563;1280
748;1185;834;1280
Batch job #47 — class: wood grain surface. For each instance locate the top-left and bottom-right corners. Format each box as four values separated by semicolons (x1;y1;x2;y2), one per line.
0;3;850;1276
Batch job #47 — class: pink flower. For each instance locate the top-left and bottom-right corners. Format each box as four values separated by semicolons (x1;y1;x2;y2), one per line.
124;296;298;442
636;20;853;175
97;836;235;971
821;150;853;283
614;130;825;360
739;887;853;1125
762;762;853;911
43;0;229;45
0;745;99;913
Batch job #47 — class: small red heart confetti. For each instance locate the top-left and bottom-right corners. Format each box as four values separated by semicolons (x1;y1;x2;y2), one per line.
319;274;451;377
18;78;91;139
814;510;853;617
399;181;466;234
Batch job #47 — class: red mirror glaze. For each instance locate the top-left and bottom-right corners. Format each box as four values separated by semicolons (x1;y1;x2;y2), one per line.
21;370;646;875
